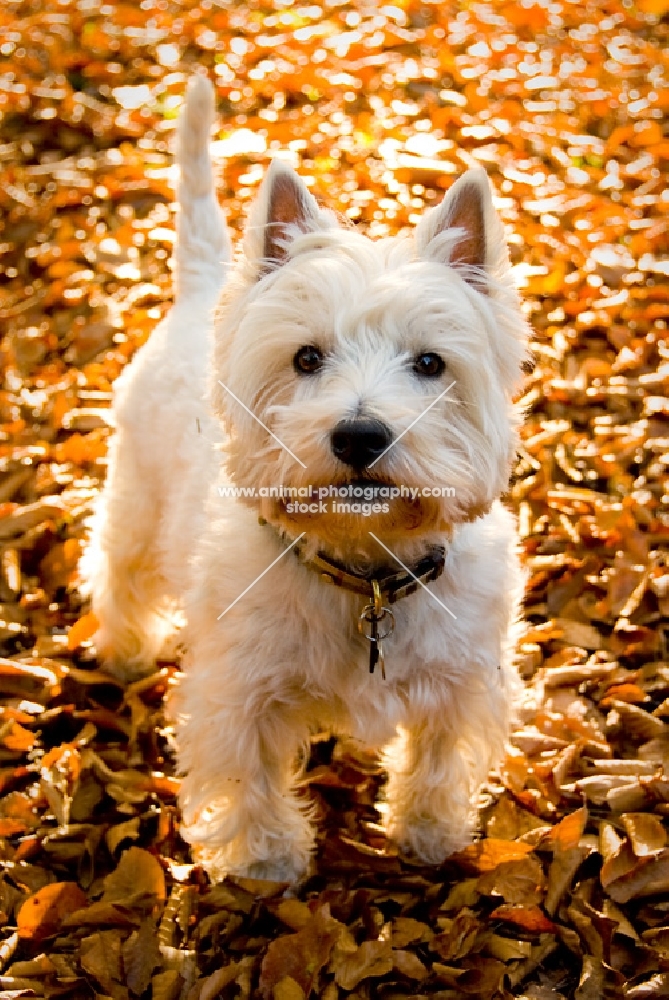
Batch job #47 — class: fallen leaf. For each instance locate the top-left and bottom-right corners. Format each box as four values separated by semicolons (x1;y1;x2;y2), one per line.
606;849;669;903
391;916;431;948
489;904;558;934
259;905;342;999
432;909;481;962
80;929;124;994
67;610;100;649
477;856;545;905
122;919;161;995
548;806;588;851
622;812;668;857
332;938;393;992
546;847;591;915
452;838;534;873
392;948;428;980
102;847;166;907
17;882;88;941
274;976;306;1000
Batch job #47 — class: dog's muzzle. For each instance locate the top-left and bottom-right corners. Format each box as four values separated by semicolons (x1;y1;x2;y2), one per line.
330;418;393;470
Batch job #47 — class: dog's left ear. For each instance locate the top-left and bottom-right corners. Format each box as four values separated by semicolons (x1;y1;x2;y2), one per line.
416;168;505;292
245;159;325;275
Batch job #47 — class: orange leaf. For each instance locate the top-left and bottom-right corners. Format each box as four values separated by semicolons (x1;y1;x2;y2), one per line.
2;721;36;753
18;883;88;941
548;806;588;852
489;904;558;934
600;683;648;707
637;0;669;11
452;839;534;874
68;611;100;650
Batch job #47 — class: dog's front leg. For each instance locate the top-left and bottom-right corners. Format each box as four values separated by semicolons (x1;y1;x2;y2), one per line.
177;689;314;883
383;717;478;864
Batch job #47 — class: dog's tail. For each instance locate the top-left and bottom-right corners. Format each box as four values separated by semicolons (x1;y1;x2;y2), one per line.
174;75;232;299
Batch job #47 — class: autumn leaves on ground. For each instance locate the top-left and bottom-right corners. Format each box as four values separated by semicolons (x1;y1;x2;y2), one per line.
0;0;668;997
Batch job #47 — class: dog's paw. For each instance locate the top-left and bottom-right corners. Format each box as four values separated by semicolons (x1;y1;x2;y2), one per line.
388;815;471;865
191;840;312;885
234;857;311;884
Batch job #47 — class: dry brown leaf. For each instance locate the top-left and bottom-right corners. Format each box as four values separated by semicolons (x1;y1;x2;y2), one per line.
439;877;480;912
392;948;428;980
486;794;547;841
625;973;669;998
151;969;182;1000
274;898;312;932
606;849;669;904
62;901;140;928
80;929;124;994
608;775;669;812
273;976;306;1000
259;905;342;999
391;916;432;948
332;938;393;992
106;815;142;855
622;812;668;857
568;897;617;963
546;847;591;915
102;846;166;907
575;953;604;1000
485;933;533;961
197;962;247;1000
122;919;161;996
477;856;545;905
432;908;481;962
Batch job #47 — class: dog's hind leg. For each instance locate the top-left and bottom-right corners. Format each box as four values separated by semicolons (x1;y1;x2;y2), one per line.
80;428;173;680
78;75;229;680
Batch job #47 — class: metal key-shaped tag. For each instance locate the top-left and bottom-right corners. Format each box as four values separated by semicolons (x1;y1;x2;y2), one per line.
358;580;395;679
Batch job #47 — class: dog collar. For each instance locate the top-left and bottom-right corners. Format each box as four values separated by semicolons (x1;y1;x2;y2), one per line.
258;517;446;604
295;541;447;604
259;518;447;679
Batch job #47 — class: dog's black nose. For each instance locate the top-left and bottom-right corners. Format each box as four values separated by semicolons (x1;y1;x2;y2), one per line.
330;418;393;469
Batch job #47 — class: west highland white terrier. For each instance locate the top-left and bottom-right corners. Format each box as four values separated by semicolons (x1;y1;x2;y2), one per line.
82;75;530;882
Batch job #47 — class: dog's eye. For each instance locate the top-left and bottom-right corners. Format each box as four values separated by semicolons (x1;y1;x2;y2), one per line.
293;345;324;374
413;352;445;377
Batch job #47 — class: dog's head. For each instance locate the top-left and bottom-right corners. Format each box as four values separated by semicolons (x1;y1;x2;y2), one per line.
213;161;530;556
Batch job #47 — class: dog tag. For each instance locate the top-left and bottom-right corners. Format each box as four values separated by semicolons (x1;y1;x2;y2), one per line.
368;617;382;677
358;580;394;680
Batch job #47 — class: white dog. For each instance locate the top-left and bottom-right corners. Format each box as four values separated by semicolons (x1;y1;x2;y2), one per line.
82;76;530;882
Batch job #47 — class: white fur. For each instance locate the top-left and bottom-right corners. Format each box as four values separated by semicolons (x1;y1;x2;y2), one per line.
82;78;530;882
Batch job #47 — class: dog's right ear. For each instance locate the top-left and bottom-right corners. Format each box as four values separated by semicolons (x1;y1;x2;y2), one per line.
245;160;321;275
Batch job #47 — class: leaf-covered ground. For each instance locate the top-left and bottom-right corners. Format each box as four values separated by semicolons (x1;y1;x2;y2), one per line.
1;1;668;997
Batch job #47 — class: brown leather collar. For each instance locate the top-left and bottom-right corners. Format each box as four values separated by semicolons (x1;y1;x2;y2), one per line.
260;518;447;604
298;543;447;604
